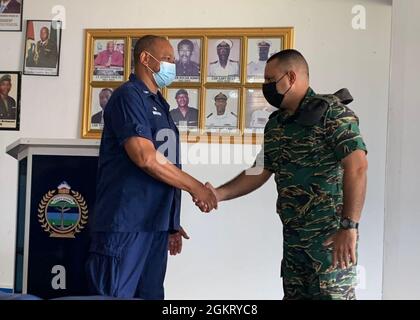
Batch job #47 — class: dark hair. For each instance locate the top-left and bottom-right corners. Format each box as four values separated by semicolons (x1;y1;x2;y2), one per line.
177;39;194;51
133;35;166;66
40;26;49;36
0;75;11;83
267;49;309;77
100;88;113;95
175;89;189;98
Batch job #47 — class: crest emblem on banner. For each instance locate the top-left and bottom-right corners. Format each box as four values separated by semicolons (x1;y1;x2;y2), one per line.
37;182;88;238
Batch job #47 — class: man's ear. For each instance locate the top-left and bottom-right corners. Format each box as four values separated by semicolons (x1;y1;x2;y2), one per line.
288;71;297;85
139;51;149;66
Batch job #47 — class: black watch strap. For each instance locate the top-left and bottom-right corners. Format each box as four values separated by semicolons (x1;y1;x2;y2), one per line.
340;217;359;230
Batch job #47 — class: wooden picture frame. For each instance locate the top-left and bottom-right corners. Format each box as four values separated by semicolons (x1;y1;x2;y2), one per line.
81;27;294;144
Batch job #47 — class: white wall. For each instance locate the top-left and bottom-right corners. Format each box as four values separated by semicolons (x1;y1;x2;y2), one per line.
0;0;391;299
383;0;420;300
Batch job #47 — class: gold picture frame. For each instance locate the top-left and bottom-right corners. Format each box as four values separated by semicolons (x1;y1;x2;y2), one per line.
81;27;294;144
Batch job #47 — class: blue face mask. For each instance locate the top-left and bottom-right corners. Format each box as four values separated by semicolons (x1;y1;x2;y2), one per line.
145;52;176;88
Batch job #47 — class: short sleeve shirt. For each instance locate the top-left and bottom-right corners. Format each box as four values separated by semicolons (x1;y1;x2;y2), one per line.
255;88;367;239
91;74;181;233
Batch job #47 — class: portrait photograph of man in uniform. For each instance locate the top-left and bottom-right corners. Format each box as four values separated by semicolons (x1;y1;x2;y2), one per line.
0;72;20;130
85;35;217;300
90;88;113;130
247;38;281;83
245;89;277;133
170;38;201;82
202;49;368;300
24;20;62;76
168;88;199;130
207;39;240;82
205;89;239;132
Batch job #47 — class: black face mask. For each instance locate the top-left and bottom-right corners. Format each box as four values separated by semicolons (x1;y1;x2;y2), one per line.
262;73;292;108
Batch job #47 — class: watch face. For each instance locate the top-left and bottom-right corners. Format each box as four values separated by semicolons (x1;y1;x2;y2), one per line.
342;219;350;228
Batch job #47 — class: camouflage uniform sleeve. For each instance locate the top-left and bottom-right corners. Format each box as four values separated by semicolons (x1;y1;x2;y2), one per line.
325;105;367;161
253;119;277;173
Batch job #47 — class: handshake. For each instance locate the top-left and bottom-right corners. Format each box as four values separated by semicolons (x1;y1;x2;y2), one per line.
191;182;220;213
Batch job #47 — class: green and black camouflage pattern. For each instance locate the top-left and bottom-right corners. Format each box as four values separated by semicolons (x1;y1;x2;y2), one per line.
281;245;357;300
256;87;366;300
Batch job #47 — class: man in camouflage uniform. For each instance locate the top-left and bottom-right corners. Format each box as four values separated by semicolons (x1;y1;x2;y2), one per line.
204;49;368;300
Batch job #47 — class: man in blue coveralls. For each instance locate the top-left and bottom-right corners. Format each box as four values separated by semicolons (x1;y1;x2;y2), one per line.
85;35;218;299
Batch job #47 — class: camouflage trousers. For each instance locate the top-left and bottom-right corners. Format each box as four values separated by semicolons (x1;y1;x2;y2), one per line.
281;245;357;300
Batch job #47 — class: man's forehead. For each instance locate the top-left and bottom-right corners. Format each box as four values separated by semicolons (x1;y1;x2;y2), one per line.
264;63;275;75
155;40;174;54
265;60;283;74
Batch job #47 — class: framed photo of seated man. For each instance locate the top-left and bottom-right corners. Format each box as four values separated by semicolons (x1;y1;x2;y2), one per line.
92;39;125;81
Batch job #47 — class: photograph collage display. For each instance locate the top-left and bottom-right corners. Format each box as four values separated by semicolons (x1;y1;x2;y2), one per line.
82;28;294;143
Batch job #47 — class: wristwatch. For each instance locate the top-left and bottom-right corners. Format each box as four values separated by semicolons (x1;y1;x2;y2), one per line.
339;217;359;230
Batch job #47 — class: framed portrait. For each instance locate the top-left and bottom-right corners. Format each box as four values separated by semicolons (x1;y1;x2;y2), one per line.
204;88;240;134
92;39;125;81
0;0;23;32
130;37;139;73
246;38;282;83
170;38;201;83
82;27;294;143
244;88;277;134
0;71;21;131
90;87;114;131
207;38;241;83
23;20;62;76
167;88;200;132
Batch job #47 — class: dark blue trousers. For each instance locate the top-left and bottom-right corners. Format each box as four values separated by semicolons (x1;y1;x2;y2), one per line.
85;231;168;299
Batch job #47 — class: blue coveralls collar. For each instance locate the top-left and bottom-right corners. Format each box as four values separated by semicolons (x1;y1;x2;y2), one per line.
129;73;163;99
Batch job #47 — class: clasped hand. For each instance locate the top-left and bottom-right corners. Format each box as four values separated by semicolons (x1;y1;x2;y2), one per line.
191;182;219;213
